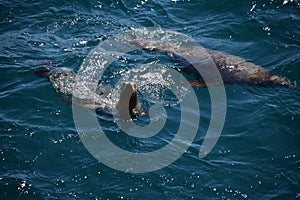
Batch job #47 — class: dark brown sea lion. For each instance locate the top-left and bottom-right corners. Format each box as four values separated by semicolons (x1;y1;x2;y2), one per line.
122;32;296;88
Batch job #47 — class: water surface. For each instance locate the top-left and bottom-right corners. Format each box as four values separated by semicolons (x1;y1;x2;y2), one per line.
0;0;299;199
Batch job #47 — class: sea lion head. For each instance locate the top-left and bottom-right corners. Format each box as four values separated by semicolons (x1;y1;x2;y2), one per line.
116;82;138;116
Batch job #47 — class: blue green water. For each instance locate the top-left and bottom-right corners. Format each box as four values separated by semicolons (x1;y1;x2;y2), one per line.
1;0;300;199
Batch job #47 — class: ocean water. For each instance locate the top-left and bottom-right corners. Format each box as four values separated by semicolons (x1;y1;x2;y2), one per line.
0;0;300;199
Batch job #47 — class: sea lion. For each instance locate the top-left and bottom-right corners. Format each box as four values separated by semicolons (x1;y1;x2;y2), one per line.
120;29;296;88
35;65;140;120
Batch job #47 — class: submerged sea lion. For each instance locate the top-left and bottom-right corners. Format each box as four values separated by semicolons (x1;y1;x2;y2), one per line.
123;37;296;88
35;65;140;120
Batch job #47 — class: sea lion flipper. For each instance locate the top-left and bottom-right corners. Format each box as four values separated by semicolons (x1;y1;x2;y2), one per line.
268;74;296;88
